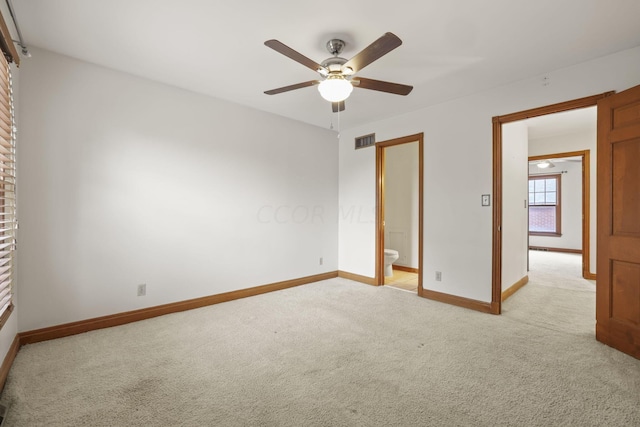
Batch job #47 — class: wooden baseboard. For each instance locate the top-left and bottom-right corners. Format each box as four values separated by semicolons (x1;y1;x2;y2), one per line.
585;272;597;280
501;275;529;302
529;246;582;254
393;265;419;274
0;334;20;392
19;271;339;346
338;270;377;286
421;289;494;314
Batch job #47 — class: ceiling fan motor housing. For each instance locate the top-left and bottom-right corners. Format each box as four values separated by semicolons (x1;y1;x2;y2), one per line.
322;40;351;75
321;56;348;73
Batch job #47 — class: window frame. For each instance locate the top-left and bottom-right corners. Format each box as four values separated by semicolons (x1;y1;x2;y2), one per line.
528;173;562;237
0;9;18;331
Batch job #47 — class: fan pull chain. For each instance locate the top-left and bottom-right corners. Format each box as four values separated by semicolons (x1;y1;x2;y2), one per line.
329;109;341;138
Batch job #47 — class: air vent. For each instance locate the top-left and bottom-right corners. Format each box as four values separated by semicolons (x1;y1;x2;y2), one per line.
355;133;375;149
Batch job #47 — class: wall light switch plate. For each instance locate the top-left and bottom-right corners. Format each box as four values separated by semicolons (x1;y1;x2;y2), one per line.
481;194;490;206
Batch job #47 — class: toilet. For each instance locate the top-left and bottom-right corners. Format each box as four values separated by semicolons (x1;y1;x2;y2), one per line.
384;249;399;277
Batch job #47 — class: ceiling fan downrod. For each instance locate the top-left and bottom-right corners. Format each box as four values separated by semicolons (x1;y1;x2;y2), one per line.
326;39;345;56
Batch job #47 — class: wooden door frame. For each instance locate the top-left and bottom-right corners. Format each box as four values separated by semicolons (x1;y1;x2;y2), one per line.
528;150;593;279
492;92;613;314
375;133;424;295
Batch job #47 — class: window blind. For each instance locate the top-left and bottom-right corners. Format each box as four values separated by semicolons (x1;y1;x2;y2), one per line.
0;51;15;322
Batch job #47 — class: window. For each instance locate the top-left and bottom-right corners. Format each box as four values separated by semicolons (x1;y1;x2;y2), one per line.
528;174;561;236
0;27;18;328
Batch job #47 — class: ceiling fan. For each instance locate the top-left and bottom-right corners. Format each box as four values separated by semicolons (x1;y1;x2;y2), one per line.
263;32;413;112
531;157;582;169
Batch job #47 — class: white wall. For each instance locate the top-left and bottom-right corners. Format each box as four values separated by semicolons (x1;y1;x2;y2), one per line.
16;48;338;331
529;130;596;271
338;46;640;302
528;161;582;250
384;142;419;268
502;122;529;290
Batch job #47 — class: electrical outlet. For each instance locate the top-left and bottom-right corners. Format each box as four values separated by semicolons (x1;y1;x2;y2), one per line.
137;284;146;296
319;257;323;265
435;271;442;281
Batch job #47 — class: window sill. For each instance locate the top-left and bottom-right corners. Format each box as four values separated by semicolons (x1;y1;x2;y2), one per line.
529;232;562;237
0;303;13;331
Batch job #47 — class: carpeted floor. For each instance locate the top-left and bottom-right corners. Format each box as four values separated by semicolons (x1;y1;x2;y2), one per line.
503;250;596;336
1;252;638;426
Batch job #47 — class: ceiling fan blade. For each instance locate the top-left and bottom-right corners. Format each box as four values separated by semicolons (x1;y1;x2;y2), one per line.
264;80;320;95
332;101;345;113
354;77;413;95
343;32;402;74
264;40;325;73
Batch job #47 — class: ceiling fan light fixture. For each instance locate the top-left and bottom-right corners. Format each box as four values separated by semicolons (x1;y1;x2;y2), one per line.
537;160;555;169
318;76;353;102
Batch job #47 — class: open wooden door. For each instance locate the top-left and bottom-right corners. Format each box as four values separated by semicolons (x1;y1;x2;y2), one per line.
596;84;640;359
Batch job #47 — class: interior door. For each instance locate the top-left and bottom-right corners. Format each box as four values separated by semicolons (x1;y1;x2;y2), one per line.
596;84;640;359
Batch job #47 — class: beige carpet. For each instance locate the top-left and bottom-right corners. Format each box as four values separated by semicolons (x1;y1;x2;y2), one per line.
503;250;596;336
1;254;639;426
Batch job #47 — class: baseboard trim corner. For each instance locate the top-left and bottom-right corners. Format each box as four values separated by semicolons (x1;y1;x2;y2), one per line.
19;271;339;346
421;289;493;314
501;275;529;302
489;301;501;315
338;271;377;286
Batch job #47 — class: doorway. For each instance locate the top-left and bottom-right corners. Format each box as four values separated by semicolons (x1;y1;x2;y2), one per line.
528;150;592;279
375;133;424;295
491;91;612;314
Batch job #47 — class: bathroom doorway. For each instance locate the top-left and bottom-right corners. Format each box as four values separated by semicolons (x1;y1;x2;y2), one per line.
375;133;424;294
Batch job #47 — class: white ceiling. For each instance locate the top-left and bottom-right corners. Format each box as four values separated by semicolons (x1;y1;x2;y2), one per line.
526;106;597;140
9;0;640;130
